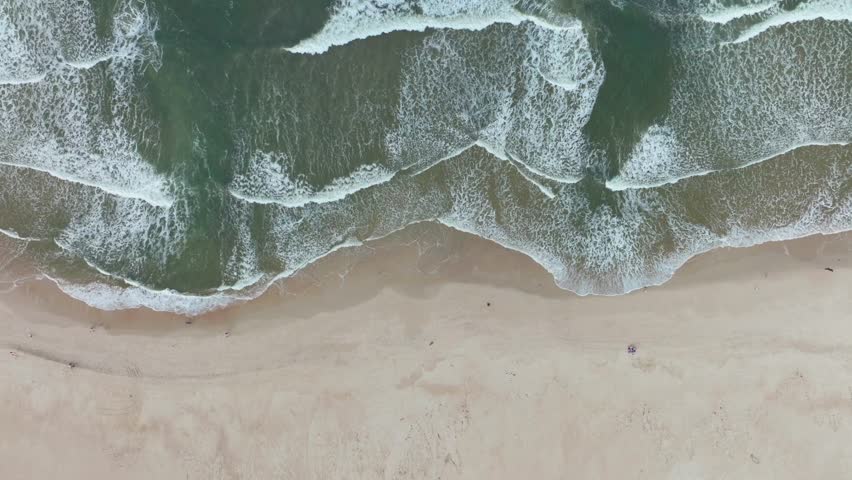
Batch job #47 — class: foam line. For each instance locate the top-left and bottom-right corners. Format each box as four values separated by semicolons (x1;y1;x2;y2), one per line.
532;65;580;91
271;237;365;281
229;163;395;207
62;55;116;70
47;234;368;316
54;241;168;292
0;160;173;208
606;140;852;191
404;137;564;197
47;242;257;315
440;213;852;298
725;0;852;45
508;159;557;199
435;217;567;284
0;227;45;243
408;140;581;183
616;228;852;297
42;273;242;316
404;139;573;196
215;273;265;292
285;1;569;55
0;55;125;86
231;140;575;207
42;201;852;315
699;1;776;24
0;73;48;86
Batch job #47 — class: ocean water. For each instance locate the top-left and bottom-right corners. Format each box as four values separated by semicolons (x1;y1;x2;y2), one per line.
0;0;849;315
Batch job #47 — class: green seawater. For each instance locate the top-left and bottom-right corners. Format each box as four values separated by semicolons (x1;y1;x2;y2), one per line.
0;0;850;314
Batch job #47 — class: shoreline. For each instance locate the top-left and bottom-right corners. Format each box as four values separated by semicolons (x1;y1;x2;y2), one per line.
1;228;849;366
3;222;849;326
1;229;851;478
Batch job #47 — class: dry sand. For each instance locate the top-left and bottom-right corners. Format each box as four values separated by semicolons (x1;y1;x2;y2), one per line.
0;227;850;479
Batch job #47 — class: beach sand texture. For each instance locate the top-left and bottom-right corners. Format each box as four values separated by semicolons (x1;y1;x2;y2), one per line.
0;230;850;479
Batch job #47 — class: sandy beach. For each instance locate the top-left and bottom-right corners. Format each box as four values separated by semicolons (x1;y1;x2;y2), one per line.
1;227;850;479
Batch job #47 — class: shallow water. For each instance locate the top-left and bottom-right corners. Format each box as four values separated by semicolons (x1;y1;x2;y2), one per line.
0;0;850;314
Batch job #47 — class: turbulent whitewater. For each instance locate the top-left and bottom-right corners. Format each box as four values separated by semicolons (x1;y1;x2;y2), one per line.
0;0;850;315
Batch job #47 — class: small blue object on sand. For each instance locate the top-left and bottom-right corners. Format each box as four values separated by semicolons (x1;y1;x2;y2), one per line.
627;344;637;355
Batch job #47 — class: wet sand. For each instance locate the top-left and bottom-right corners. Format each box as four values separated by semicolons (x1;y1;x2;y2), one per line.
0;228;850;479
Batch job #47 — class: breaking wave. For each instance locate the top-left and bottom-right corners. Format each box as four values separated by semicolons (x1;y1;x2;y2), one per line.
284;0;567;55
723;0;852;44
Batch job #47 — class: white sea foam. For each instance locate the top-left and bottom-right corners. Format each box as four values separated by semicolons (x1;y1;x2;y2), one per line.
389;20;603;185
47;202;250;316
0;227;44;243
45;274;241;316
53;189;190;288
216;273;265;293
0;73;47;86
34;190;852;314
699;1;776;24
608;131;851;190
0;2;52;86
63;55;116;70
46;232;370;316
12;0;852;316
230;151;396;207
506;158;557;199
442;145;852;296
408;139;571;193
41;206;251;315
230;140;562;208
614;10;852;190
218;202;264;292
0;0;170;208
0;158;172;208
1;1;102;84
43;143;852;315
48;229;369;316
466;140;561;197
725;0;852;44
285;0;568;55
